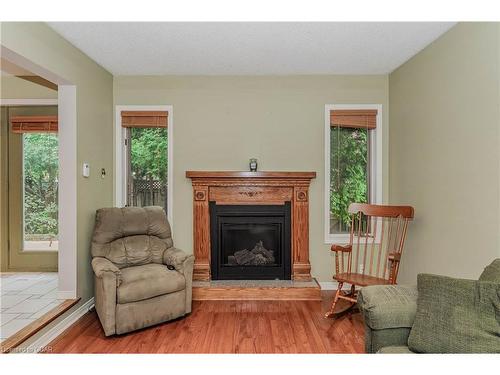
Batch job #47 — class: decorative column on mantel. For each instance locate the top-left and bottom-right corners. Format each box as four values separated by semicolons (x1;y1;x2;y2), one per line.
185;171;317;281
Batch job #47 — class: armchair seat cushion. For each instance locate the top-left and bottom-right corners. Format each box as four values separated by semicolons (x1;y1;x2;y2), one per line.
358;285;418;330
117;263;186;304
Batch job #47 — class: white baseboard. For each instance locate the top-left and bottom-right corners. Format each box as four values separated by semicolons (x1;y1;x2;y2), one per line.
57;290;77;300
318;281;339;290
318;281;351;290
23;297;95;353
0;98;58;106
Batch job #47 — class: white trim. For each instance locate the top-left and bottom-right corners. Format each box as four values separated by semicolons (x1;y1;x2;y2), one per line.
22;298;94;353
324;104;383;244
58;85;78;299
0;98;58;106
0;47;72;86
114;105;174;226
57;290;79;300
318;281;351;290
23;240;59;252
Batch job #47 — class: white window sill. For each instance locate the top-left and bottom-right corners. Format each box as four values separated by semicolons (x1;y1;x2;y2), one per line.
23;240;59;252
325;234;351;245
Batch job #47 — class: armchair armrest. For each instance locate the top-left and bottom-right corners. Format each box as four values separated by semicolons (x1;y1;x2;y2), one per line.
91;257;121;336
92;257;122;283
163;247;195;314
163;247;194;275
331;244;352;252
358;284;418;353
358;284;417;329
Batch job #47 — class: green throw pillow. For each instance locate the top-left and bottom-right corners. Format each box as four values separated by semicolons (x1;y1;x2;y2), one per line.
479;259;500;283
407;274;500;353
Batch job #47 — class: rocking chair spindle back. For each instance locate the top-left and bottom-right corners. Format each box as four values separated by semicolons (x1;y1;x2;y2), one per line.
325;203;414;318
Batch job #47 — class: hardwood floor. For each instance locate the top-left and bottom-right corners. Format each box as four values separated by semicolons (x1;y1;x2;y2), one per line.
46;292;365;353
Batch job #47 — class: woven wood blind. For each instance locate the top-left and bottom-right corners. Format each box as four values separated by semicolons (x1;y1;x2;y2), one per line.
330;109;378;129
121;111;168;128
11;116;58;133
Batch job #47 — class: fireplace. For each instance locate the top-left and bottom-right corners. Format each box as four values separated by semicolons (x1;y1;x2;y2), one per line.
210;203;291;280
186;171;316;281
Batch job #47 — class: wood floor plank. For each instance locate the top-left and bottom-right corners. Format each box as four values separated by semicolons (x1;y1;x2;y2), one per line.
46;292;365;354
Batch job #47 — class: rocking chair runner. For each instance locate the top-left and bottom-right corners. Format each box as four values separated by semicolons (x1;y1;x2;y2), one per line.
325;203;414;318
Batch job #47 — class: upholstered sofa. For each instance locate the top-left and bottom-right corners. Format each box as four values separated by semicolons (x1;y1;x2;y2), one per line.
91;206;194;336
358;259;500;353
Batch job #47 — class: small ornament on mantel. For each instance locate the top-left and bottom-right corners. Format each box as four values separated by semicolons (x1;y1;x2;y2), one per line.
249;158;258;172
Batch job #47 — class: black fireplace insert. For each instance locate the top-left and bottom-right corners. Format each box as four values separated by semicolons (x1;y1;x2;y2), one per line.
210;202;291;280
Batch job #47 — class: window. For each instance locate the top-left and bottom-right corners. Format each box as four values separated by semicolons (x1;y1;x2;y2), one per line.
120;110;170;214
324;105;382;243
126;127;168;210
11;115;59;251
23;133;59;250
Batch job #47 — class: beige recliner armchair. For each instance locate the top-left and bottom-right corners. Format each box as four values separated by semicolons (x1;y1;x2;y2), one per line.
91;206;194;336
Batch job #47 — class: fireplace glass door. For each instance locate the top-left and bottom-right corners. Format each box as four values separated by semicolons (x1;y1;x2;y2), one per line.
210;203;291;280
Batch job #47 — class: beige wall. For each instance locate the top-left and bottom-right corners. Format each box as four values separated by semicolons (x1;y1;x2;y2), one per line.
114;75;389;281
1;75;57;99
0;22;114;346
389;22;500;283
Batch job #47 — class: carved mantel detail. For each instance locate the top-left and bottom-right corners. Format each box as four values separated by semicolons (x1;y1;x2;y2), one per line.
186;171;316;281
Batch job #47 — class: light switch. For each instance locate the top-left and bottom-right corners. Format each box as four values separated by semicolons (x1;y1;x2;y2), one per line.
82;163;90;178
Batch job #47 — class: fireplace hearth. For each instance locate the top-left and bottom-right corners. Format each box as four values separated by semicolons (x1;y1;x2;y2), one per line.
210;203;291;280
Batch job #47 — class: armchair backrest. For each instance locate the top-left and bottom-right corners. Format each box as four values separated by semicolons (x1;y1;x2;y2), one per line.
91;206;173;268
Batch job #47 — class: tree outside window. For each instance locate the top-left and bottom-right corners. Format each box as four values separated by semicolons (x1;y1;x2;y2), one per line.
329;126;369;234
23;133;59;243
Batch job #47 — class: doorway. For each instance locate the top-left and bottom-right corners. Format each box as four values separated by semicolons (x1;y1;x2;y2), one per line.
6;106;59;271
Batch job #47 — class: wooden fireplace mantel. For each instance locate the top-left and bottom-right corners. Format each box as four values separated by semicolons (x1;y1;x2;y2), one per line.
185;171;317;180
186;171;316;281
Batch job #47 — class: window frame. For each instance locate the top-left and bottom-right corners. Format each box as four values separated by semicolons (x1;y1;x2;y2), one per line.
21;132;59;252
324;104;383;244
115;105;173;227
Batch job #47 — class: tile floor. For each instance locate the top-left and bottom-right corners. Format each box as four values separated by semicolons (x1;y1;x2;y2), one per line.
0;272;62;342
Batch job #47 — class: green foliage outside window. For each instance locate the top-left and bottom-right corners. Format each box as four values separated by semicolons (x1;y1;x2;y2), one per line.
330;127;369;233
23;133;59;241
130;127;168;181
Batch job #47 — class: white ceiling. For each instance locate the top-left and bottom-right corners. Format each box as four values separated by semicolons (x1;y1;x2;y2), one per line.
48;22;455;75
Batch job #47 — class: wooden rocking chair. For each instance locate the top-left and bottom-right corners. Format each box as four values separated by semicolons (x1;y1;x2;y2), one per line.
325;203;414;318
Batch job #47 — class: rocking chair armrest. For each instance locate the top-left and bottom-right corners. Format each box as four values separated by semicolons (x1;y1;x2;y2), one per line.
331;244;352;253
388;252;401;261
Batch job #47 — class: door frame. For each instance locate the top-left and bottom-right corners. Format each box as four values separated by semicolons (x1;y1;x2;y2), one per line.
1;46;78;299
6;104;59;272
114;105;174;226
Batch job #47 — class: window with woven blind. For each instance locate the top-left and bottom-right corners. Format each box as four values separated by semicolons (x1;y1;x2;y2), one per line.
121;111;168;128
121;110;169;213
9;115;59;251
10;115;58;133
325;106;381;242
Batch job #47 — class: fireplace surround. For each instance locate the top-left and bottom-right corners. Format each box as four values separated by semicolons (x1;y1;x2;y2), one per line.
186;171;316;282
